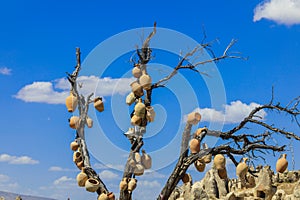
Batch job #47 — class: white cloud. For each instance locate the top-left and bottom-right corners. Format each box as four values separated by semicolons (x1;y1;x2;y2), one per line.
99;170;119;179
53;176;74;185
0;174;10;182
15;76;135;104
0;153;39;165
48;166;75;172
139;180;161;188
187;100;267;124
143;170;166;179
254;0;300;25
94;163;124;171
0;67;12;75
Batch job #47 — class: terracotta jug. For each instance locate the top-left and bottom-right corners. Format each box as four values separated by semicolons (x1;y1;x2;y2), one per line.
65;92;78;112
134;164;144;176
98;193;109;200
146;106;156;122
69;116;80;129
182;173;192;184
127;178;137;193
214;154;226;170
194;159;206;172
94;97;104;112
187;112;201;125
73;151;82;163
141;150;152;169
130;81;144;97
131;115;141;126
86;116;93;128
134;99;146;118
132;66;142;78
126;92;136;105
119;178;128;191
236;157;248;177
139;73;152;90
76;169;88;187
276;154;288;173
70;141;79;151
189;138;200;154
218;168;228;179
85;178;100;192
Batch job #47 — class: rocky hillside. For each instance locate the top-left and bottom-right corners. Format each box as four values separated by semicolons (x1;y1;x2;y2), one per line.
0;191;57;200
170;166;300;200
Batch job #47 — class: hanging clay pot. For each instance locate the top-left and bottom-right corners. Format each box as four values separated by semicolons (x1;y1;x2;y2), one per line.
85;178;100;192
107;192;115;200
146;106;156;122
69;116;80;129
126;92;136;105
187;112;201;125
127;178;137;193
131;115;142;126
134;99;146;118
189;138;200;154
195;127;208;137
98;193;109;200
134;164;144;176
214;154;226;170
132;66;142;78
70;141;79;151
218;168;228;179
194;159;206;172
76;160;84;170
94;97;104;112
236;157;248;177
73;151;82;163
76;169;88;187
134;152;142;163
276;154;288;173
130;81;144;97
181;173;192;184
65;92;78;112
139;74;152;90
119;178;128;191
141;150;152;169
86;116;93;128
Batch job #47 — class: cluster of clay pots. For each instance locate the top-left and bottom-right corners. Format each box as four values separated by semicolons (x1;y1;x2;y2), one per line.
97;192;115;200
71;141;84;170
119;177;137;194
128;150;152;176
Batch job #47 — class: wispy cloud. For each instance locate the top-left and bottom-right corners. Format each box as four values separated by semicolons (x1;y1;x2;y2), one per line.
0;67;12;75
0;174;10;182
48;166;76;172
99;170;119;179
53;176;74;186
254;0;300;26
186;100;267;124
94;163;124;171
0;153;39;165
15;76;135;104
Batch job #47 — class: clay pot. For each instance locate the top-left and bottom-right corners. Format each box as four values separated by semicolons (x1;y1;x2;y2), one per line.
141;150;152;169
218;168;228;179
85;178;100;192
276;154;288;173
65;93;78;112
128;157;136;168
130;81;144;97
119;178;128;191
69;116;80;129
146;106;156;122
182;173;192;184
94;97;104;112
187;112;201;125
236;157;248;177
127;178;137;193
195;127;208;136
131;115;141;126
194;159;206;172
139;74;152;90
98;193;109;200
86;116;93;128
134;99;146;118
73;151;82;163
126;92;136;105
132;66;142;78
107;192;115;200
189;138;200;154
214;154;226;170
76;160;84;170
76;169;88;187
134;164;144;176
134;152;142;163
70;141;79;151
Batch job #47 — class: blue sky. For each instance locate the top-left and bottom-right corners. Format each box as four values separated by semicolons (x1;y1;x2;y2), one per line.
0;0;300;199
